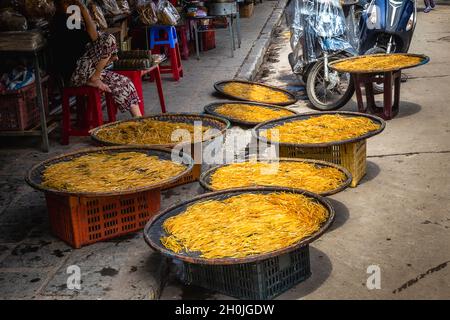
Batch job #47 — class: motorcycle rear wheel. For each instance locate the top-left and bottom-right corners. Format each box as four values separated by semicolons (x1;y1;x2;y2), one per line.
306;54;355;111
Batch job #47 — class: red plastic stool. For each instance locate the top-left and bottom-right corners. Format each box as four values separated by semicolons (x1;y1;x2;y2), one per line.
114;66;167;118
176;25;189;60
160;44;183;81
61;86;114;145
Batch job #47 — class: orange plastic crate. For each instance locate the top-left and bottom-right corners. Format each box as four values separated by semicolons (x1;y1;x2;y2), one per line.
164;163;202;190
45;190;161;248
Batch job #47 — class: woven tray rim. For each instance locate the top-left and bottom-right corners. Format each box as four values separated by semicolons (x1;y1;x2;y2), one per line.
199;158;352;197
204;101;298;127
143;187;335;265
214;80;298;106
252;111;386;148
90;113;231;148
329;53;430;74
25;146;194;198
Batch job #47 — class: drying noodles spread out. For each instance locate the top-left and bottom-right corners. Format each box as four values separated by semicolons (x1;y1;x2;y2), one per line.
332;54;424;73
222;82;292;104
161;193;328;259
42;152;186;193
95;119;213;145
214;104;295;123
261;115;381;144
210;161;347;193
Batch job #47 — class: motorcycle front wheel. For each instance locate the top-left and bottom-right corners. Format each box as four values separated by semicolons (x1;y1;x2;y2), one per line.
306;54;355;111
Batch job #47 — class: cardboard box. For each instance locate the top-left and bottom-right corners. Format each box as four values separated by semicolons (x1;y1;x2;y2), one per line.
239;3;254;18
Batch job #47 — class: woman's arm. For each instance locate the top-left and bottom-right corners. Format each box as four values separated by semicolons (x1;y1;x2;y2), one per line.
76;0;98;41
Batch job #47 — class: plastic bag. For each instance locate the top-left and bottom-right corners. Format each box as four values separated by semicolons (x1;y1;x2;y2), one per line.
21;0;55;19
0;9;28;31
88;1;108;29
156;0;180;26
117;0;131;14
287;0;357;75
99;0;122;16
1;66;35;91
137;0;158;25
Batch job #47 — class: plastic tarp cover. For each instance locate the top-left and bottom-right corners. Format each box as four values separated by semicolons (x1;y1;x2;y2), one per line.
286;0;359;75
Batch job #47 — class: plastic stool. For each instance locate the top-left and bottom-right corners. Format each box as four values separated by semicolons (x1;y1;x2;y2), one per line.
61;86;114;145
149;25;183;81
114;68;167;116
177;25;189;60
150;25;178;49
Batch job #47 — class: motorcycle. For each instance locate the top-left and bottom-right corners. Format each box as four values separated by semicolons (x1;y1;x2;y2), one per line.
287;0;359;111
359;0;417;91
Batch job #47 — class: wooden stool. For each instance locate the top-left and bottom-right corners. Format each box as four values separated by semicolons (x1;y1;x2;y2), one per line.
353;70;402;120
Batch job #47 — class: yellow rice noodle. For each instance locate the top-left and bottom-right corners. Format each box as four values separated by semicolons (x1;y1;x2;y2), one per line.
95;119;213;145
332;54;423;73
214;104;295;123
161;192;328;259
222;82;292;104
210;161;347;193
261;115;380;144
42;152;186;193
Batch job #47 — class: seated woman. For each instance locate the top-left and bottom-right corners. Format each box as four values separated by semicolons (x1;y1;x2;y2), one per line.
51;0;142;117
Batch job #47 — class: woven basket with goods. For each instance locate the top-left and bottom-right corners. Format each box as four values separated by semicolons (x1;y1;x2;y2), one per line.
145;187;334;263
214;80;297;106
90;113;230;188
253;112;386;187
329;53;429;74
113;59;152;70
90;113;230;148
26;147;194;248
204;101;297;127
145;188;334;299
200;159;352;196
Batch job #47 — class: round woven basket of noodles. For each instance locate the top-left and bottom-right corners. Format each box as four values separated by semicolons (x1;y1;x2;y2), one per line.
90;113;231;149
214;80;297;106
329;53;429;74
26;146;194;198
200;158;352;196
144;187;335;265
204;101;298;128
253;111;386;149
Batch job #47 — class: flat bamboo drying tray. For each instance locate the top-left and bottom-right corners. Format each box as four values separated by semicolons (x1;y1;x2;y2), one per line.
214;80;297;106
199;158;352;196
329;53;429;74
204;101;297;128
144;187;334;266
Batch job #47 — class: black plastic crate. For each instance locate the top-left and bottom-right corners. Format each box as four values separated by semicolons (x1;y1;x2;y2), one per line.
180;245;311;300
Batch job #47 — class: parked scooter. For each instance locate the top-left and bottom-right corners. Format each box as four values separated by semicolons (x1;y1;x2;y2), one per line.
287;0;359;111
359;0;417;91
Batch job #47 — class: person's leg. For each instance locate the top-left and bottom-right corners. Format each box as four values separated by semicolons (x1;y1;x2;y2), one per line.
102;71;142;117
70;33;118;88
430;0;436;8
424;0;431;12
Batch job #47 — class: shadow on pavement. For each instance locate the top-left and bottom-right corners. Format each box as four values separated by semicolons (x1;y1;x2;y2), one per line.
277;246;332;299
358;160;381;186
326;198;350;233
396;101;422;119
